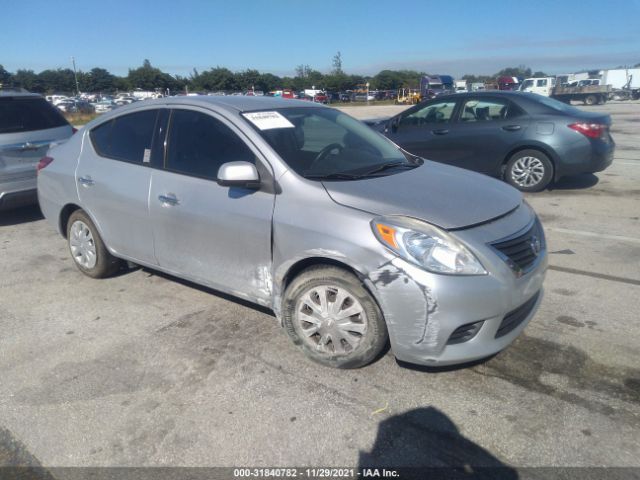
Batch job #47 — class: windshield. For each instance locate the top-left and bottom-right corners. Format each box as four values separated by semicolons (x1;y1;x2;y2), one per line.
244;107;415;179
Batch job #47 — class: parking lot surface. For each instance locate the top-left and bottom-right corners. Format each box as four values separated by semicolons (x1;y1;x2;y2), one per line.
0;101;639;472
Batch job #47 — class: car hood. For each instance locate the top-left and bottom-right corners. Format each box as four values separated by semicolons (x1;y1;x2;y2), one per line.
322;161;522;230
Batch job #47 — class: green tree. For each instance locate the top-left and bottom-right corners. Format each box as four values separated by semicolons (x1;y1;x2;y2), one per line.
11;69;39;91
496;65;532;79
36;69;76;93
85;67;115;92
0;65;12;87
332;51;343;75
192;67;238;91
127;59;179;91
113;76;131;92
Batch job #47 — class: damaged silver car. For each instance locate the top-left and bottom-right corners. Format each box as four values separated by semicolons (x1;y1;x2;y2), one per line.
38;96;547;368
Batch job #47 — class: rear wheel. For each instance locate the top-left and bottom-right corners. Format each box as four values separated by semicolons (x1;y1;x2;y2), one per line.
584;95;597;106
505;149;553;192
66;210;121;278
282;266;388;369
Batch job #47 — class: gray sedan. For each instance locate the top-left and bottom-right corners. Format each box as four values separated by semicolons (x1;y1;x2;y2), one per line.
370;91;614;192
38;96;547;368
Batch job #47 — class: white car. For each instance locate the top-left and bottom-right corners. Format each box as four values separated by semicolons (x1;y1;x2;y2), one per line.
93;100;117;113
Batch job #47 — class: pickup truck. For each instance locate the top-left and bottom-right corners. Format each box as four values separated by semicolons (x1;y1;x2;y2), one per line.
520;77;611;105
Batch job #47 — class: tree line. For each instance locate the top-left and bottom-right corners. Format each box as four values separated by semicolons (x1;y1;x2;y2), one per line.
3;57;634;95
0;58;429;94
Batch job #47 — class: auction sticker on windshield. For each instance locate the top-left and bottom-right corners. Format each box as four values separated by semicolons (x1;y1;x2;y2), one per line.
243;111;294;130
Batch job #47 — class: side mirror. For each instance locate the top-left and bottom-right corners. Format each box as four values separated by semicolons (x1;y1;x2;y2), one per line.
217;161;260;188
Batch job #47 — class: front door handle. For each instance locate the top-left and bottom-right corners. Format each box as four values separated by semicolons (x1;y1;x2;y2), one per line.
78;176;95;187
502;125;522;131
432;129;449;135
158;193;179;207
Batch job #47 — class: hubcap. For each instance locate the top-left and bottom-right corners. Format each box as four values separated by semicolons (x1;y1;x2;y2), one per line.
511;156;545;187
295;285;367;355
69;220;97;269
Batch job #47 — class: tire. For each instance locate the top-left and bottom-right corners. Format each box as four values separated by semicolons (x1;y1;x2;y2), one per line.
282;266;388;369
66;209;121;278
504;149;553;192
584;95;597;106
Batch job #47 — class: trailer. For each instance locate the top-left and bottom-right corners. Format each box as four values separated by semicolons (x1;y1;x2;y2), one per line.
552;83;612;105
600;68;640;100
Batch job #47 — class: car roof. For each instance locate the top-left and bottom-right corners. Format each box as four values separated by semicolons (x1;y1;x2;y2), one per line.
84;95;326;129
152;95;321;112
0;90;43;99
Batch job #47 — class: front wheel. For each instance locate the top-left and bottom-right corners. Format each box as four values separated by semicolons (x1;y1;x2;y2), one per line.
282;266;388;369
505;150;553;192
67;210;121;278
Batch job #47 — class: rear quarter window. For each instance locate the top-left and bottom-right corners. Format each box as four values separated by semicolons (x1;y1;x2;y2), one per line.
89;110;158;164
0;97;69;134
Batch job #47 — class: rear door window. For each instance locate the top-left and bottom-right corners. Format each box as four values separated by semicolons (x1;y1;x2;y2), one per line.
459;98;524;122
0;97;68;134
90;110;158;164
165;109;254;180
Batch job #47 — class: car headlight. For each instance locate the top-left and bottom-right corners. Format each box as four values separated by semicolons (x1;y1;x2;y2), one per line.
371;216;487;275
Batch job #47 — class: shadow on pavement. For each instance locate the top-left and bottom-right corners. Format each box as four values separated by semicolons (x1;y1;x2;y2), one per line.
358;406;518;479
548;173;599;191
0;205;44;227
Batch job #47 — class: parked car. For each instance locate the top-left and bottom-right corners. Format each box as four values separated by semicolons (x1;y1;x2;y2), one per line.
39;96;546;369
93;100;117;113
339;92;351;102
1;90;74;210
55;100;76;113
57;99;95;114
369;91;614;191
313;92;328;103
114;96;137;106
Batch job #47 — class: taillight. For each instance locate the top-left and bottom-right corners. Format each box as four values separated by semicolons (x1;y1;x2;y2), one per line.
37;156;54;174
568;122;607;139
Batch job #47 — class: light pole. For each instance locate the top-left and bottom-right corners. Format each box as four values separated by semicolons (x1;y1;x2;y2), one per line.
71;56;80;96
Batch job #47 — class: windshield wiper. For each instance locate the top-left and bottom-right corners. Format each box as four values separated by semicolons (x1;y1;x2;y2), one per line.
360;161;418;177
303;172;366;180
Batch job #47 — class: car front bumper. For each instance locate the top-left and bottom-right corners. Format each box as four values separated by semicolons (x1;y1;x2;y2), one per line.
365;205;547;366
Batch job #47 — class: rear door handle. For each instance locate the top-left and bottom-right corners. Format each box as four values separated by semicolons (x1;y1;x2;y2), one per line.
502;125;522;131
432;129;449;135
78;176;95;187
158;193;179;207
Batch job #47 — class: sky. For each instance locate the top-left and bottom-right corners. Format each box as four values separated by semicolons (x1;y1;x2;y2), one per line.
2;0;640;78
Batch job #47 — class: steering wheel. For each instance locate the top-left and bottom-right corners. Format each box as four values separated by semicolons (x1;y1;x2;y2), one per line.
309;143;344;170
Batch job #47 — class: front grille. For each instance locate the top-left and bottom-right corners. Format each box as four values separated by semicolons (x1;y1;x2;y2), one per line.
491;219;544;274
495;291;540;338
447;320;484;345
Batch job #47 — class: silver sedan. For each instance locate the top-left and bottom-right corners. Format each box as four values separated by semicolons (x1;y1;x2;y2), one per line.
38;96;546;368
